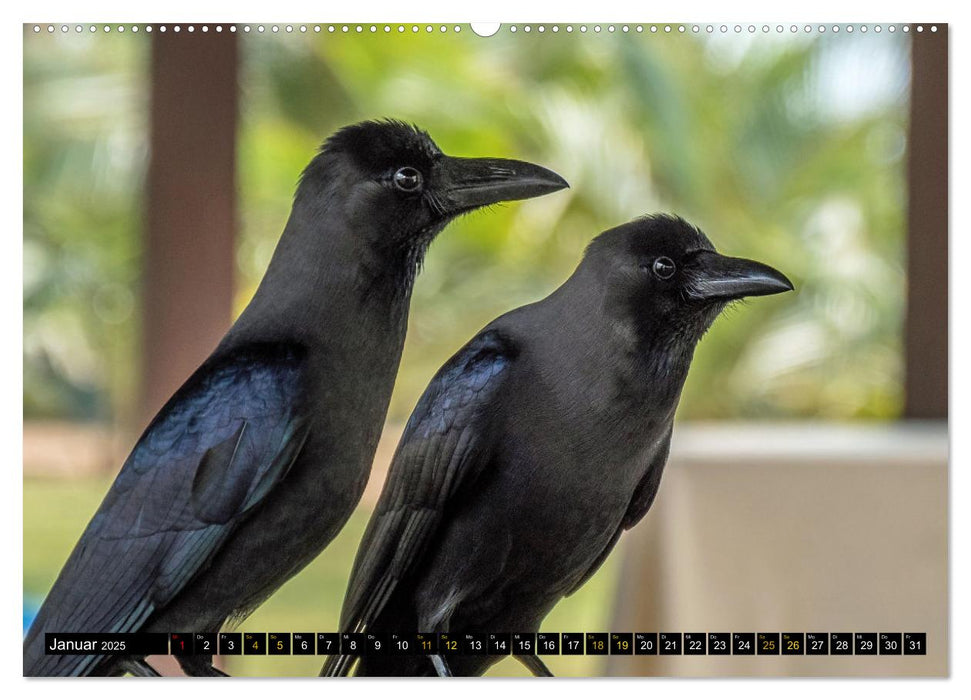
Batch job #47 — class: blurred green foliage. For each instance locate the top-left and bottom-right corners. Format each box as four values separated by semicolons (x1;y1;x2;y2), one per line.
23;32;147;421
24;27;910;424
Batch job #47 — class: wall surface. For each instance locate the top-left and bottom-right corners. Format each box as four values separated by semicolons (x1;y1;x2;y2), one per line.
606;422;948;677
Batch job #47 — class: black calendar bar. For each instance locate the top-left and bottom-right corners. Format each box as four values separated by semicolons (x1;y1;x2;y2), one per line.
438;632;460;655
782;633;804;655
806;632;828;655
316;633;340;655
635;632;658;654
904;633;926;655
487;633;509;655
831;632;853;655
538;632;560;655
585;632;608;655
463;632;487;655
170;632;191;656
44;633;168;656
757;632;780;655
513;633;536;655
733;632;755;655
243;632;266;655
219;632;241;655
880;633;902;655
659;632;682;655
42;631;928;656
855;632;877;655
684;633;705;655
561;633;584;655
293;633;315;655
193;632;217;656
268;632;291;655
340;633;366;655
388;632;413;655
610;633;632;655
708;632;731;655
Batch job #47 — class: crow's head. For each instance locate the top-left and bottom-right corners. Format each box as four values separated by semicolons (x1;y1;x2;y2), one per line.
298;120;568;260
587;214;793;343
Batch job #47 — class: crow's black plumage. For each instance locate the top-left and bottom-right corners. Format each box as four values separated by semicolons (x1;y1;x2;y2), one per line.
23;120;567;677
322;214;792;677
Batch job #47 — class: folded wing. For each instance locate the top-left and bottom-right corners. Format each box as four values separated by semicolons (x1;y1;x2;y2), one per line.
321;330;515;676
24;343;309;676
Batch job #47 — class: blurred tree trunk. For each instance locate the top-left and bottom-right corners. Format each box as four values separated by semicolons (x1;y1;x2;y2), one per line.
904;25;948;419
141;27;238;425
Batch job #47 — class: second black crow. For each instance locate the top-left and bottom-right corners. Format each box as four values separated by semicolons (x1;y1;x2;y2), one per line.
322;214;792;677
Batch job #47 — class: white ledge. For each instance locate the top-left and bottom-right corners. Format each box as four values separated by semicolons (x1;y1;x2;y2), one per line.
668;420;948;466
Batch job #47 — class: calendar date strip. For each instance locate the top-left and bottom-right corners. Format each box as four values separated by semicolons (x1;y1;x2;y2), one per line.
46;631;927;656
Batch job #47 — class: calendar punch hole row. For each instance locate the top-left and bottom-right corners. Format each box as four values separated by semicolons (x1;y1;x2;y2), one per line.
54;632;927;657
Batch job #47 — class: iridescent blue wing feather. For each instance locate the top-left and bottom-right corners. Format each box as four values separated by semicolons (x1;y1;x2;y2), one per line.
24;343;309;676
321;330;514;676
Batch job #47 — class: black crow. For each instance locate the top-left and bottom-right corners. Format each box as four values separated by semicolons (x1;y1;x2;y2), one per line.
322;214;792;677
23;120;567;677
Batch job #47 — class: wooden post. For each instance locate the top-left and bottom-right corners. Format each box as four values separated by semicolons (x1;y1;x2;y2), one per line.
142;27;238;424
904;25;948;419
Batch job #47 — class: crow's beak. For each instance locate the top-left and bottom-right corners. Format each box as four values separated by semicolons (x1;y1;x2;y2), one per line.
440;156;569;213
686;250;794;301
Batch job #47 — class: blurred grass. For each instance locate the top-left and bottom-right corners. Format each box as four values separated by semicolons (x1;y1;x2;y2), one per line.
24;474;617;677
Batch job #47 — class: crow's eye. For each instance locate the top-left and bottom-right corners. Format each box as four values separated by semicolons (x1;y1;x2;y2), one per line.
652;256;676;280
393;167;423;192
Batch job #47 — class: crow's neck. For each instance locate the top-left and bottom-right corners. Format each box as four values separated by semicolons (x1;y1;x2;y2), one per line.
565;264;699;383
224;200;416;351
